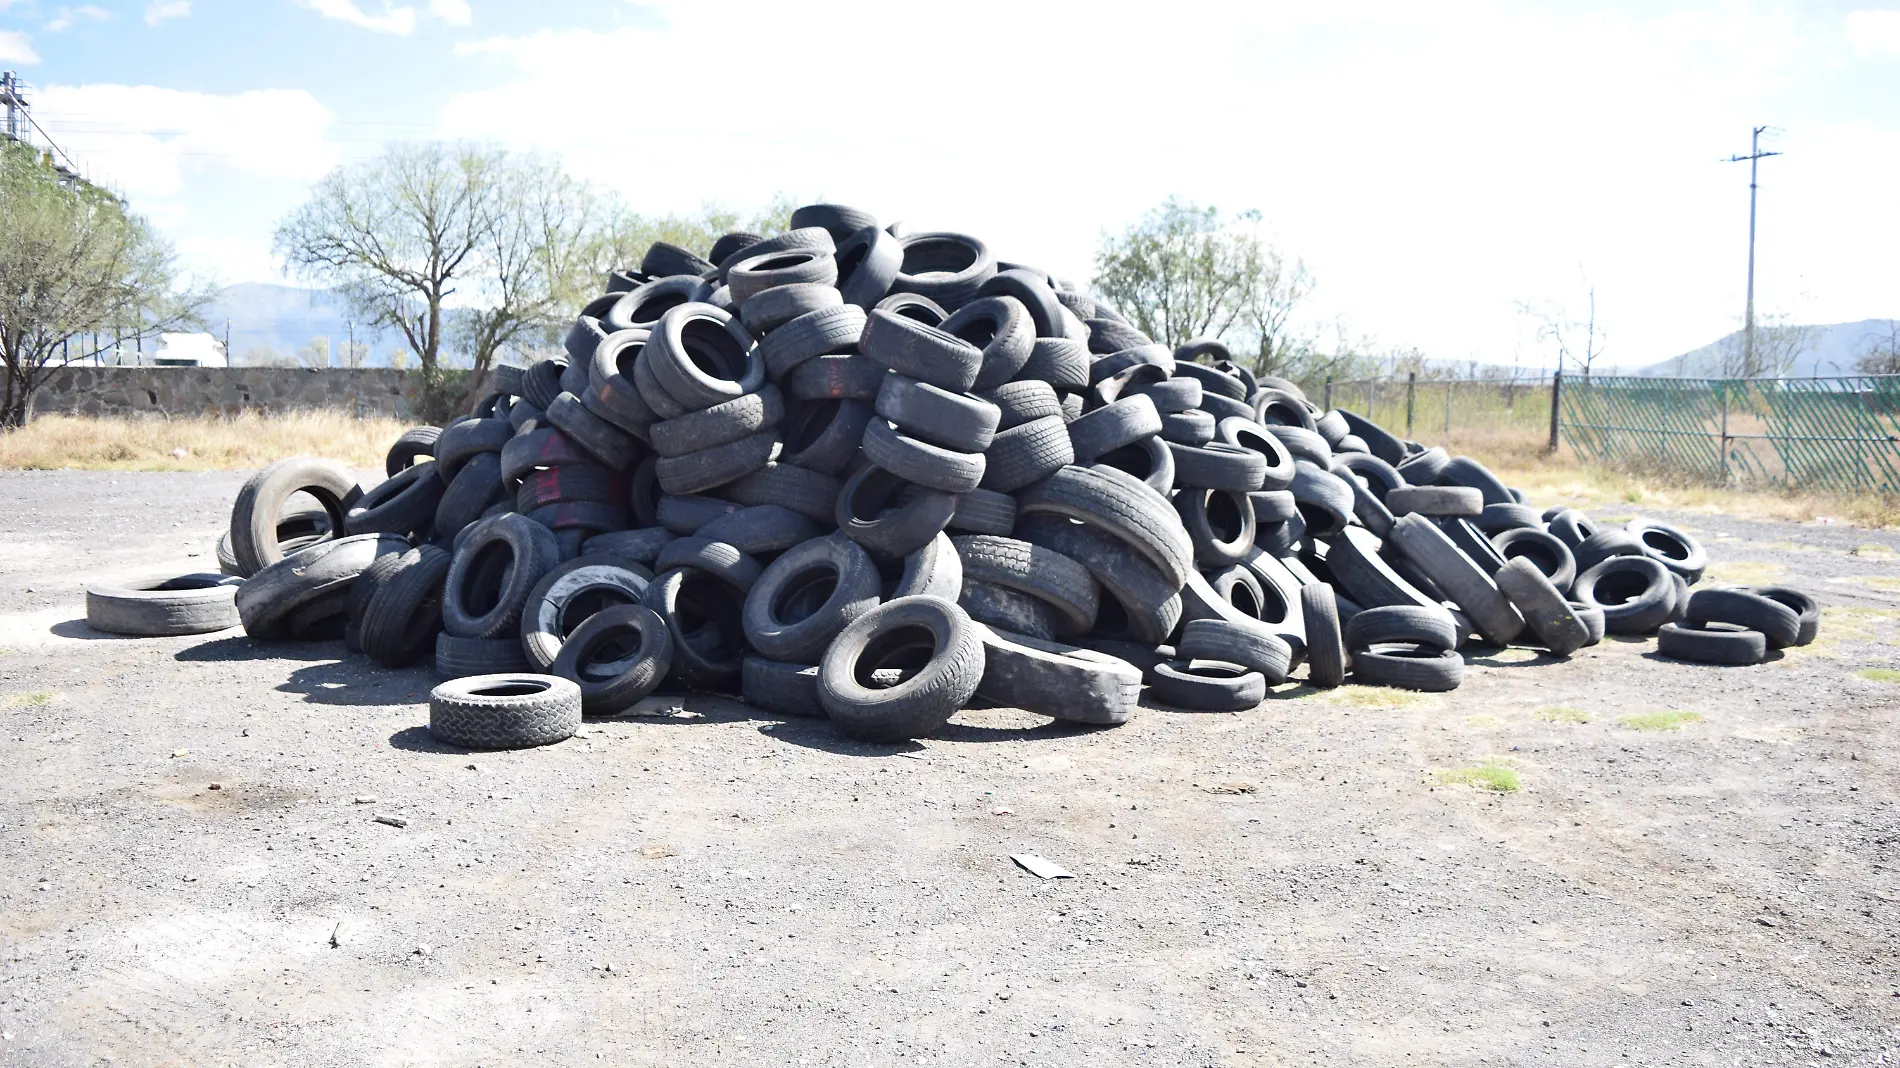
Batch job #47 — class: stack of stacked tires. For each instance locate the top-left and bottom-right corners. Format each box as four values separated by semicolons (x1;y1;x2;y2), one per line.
148;200;1819;752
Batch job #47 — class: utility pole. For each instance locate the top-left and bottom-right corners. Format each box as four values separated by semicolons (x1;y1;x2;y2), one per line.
1727;126;1781;378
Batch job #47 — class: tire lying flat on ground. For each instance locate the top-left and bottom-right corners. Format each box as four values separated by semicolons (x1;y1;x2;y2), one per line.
86;573;243;636
428;674;582;750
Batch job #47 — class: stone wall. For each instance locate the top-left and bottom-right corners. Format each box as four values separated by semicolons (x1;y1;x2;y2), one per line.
31;367;428;419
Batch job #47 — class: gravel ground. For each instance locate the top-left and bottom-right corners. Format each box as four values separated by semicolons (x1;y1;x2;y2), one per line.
1;469;1897;1067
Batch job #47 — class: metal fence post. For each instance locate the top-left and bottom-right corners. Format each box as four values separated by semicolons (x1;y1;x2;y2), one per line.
1718;380;1731;485
1367;379;1374;422
1547;370;1563;453
1323;375;1332;410
1405;372;1416;437
1445;380;1454;438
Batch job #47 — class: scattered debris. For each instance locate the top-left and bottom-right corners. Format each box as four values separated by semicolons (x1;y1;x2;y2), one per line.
1010;854;1074;879
373;814;408;829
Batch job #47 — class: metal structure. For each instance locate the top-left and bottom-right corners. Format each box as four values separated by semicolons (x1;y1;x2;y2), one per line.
1;69;92;191
1726;126;1781;377
1560;374;1900;493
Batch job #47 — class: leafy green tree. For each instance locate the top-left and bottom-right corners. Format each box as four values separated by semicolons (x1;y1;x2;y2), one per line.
0;142;205;427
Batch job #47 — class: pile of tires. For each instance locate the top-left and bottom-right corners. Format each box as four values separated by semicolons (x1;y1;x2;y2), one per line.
172;201;1818;750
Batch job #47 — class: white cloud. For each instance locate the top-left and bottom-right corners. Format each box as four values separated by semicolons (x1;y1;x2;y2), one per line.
145;1;191;26
428;0;469;27
45;5;111;31
296;0;417;35
1845;9;1900;55
0;29;40;63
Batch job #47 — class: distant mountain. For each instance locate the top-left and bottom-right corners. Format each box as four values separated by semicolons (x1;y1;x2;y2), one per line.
1630;320;1900;379
199;283;408;368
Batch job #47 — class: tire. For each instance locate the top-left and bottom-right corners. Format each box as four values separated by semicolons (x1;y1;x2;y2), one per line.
780;398;875;475
358;545;452;668
1394;446;1449;486
235;533;409;639
727;247;838;305
640;567;748;692
1336;410;1406;465
726;462;843;523
1749;586;1819;645
1017;464;1193;588
650;385;783;458
1657;622;1767;666
1573;529;1645;574
1334;462;1396;537
1172;359;1248;402
1491;528;1577;593
1685;587;1801;648
1170;440;1267;492
519;554;654;669
524;501;627;533
951;535;1099;636
1263;425;1331;467
760;305;867;380
1351;646;1464;692
655;538;762;593
1388;515;1525;646
641;241;715;279
643;303;764;411
1494;557;1590;656
985;380;1062;430
1385;485;1482;518
959;579;1061;641
85;573;242;636
1151;660;1265;712
833;224;903;309
1342;605;1459;652
655;494;741;534
583;527;673;566
693;506;820;554
1015;514;1180;645
1289;461;1354;538
428;674;581;750
891;232;995;312
742;535;883;662
521;359;565;410
547;392;639;470
1434;456;1513;506
1215;419;1296;492
1177;488;1256;567
654;428;779;495
785;353;884;402
500;427;593;485
942;295;1034;390
434;418;515;481
860;419;985;494
973;625;1142;725
980;416;1074;492
1178;618;1292;684
819;596;985;741
875;291;949;326
709;232;762;266
549;603;674;715
386;426;441;478
1254;389;1317;430
874;374;1001;452
1132;377;1203;414
514;464;622;514
1322;527;1438;613
1475;502;1542;535
565;314;609;365
1439;517;1509;577
1016;338;1090;392
739;282;843;336
1092;436;1175;497
1085;320;1155;355
442;514;561;639
741;656;826;717
434;631;532;678
229;457;362;577
859;309;984;393
1160;410;1216;447
1250;489;1297;525
716;226;834;281
606;276;710;336
345;463;445;539
1627;518;1708;583
1068;395;1163;463
1547;509;1599;550
975;268;1063;338
436;452;507;542
1573;556;1675;635
888;531;964;601
790;203;878;243
1314;409;1351;446
1300;583;1347;688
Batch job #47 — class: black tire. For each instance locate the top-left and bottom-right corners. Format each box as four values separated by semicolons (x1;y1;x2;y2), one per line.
973;625;1142;725
785;352;884;402
1016;338;1090;392
780;397;875;476
1092;436;1175;496
1685;587;1801;648
524;501;627;533
692;506;818;554
653;428;778;495
85;573;242;636
1324;527;1440;613
641;241;715;279
888;531;964;601
709;232;762;266
942;295;1034;390
1254;389;1317;430
741;656;826;717
760;305;867;380
229;457;362;577
1389;515;1524;645
1015;514;1181;645
1177;488;1256;567
1627;518;1708;583
1017;464;1193;588
951;535;1099;636
726;461;842;523
606;276;710;334
1249;489;1297;525
549;603;674;715
1169;440;1267;492
833;224;903;309
359;545;452;668
1289;461;1353;538
1215;418;1296;492
1573;529;1645;574
655;494;741;534
1491;528;1577;593
1151;660;1265;712
640;567;748;692
1351;646;1464;691
1068;395;1162;463
716;226;834;281
1573;556;1675;635
434;417;514;482
985;380;1062;430
650;385;783;458
442;514;561;639
891;232;995;312
1475;502;1542;535
1172;358;1248;402
875;291;949;327
739;282;842;336
1571;601;1606;646
980;416;1074;492
500;427;593;485
1494;557;1590;656
434;631;531;678
1132;377;1203;414
583;527;673;566
428;674;581;750
727;247;839;305
790;203;878;243
1439;517;1509;577
345;463;444;539
1263;425;1331;467
1300;583;1347;688
861;418;985;494
435;451;507;542
874;374;1001;452
1394;446;1449;486
1749;586;1819;645
655;538;761;593
547;392;639;470
386;426;441;478
522;359;566;410
519;554;654;669
1160;410;1216;447
859;308;983;392
513;463;621;514
1433;456;1513;506
235;533;409;639
643;303;764;411
1657;622;1767;665
959;579;1061;640
830;463;951;558
819;596;985;741
975;268;1063;338
1334;462;1396;537
742;535;883;662
1385;485;1482;517
1313;409;1351;446
1085;320;1155;355
1336;410;1406;465
1547;509;1599;550
1342;604;1458;652
1178;618;1292;684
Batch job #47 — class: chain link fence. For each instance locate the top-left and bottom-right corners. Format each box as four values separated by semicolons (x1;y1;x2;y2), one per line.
1308;375;1555;452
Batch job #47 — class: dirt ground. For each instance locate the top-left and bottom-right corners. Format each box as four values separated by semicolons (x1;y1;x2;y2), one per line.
1;468;1897;1067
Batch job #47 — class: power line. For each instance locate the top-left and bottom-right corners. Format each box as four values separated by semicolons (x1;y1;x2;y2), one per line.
1726;125;1782;376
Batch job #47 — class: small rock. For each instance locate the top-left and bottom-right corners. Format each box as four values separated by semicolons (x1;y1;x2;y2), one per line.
207;783;222;791
412;944;429;956
992;807;1014;816
374;814;408;829
353;795;377;804
170;748;188;758
1756;917;1777;927
996;991;1011;1001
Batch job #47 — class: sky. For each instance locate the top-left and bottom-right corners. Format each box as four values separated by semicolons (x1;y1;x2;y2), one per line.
2;0;1898;369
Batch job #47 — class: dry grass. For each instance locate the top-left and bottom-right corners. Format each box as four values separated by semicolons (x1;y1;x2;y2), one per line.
0;413;407;471
1432;760;1521;792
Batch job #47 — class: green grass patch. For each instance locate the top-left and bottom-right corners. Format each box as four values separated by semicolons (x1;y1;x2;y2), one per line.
1324;686;1442;711
1433;761;1521;792
1619;710;1704;732
0;690;55;709
1856;668;1900;683
1704;561;1787;586
1533;706;1591;724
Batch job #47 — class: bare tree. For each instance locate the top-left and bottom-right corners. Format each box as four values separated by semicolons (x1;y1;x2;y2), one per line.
0;143;206;426
1854;320;1900;375
1518;286;1606;378
1715;312;1815;378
